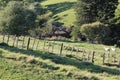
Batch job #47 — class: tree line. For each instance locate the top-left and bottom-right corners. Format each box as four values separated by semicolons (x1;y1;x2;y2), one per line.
0;0;120;46
0;0;53;37
72;0;120;46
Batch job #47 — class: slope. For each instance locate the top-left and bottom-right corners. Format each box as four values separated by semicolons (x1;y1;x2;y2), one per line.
41;0;77;27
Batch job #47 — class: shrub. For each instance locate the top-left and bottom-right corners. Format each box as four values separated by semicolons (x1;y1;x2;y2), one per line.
80;22;110;43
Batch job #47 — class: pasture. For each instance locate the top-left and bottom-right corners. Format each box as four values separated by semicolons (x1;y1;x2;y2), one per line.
0;35;120;80
41;0;77;27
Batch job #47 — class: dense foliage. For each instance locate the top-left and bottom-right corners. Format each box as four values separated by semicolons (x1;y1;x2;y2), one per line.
115;0;120;25
0;0;52;36
75;0;118;26
80;22;110;43
0;1;36;35
72;0;119;45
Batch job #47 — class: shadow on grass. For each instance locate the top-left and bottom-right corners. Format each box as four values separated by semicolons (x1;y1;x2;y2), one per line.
0;50;3;57
46;2;76;15
0;45;120;75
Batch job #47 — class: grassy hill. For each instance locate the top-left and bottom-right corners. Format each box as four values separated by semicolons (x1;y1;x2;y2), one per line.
0;45;120;80
0;35;120;80
41;0;77;27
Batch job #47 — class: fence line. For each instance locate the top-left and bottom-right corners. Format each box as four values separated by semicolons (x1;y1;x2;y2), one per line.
0;34;120;67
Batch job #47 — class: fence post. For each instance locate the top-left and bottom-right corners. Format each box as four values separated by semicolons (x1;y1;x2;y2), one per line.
32;38;36;50
92;51;95;63
60;43;63;56
52;41;55;53
36;40;40;50
43;39;46;51
7;35;10;44
13;35;16;47
27;37;30;50
82;49;86;61
71;47;74;54
47;42;51;52
2;34;5;43
108;51;110;64
22;36;25;49
16;36;19;47
102;53;105;64
87;51;91;61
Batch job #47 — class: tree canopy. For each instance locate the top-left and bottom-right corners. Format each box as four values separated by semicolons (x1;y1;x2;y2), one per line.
0;1;37;35
72;0;118;41
75;0;118;26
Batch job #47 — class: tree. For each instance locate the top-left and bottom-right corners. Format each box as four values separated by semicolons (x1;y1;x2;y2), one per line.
0;1;36;36
97;0;118;23
115;0;120;25
75;0;98;26
80;22;110;43
0;0;8;10
75;0;118;26
29;12;53;37
72;0;118;40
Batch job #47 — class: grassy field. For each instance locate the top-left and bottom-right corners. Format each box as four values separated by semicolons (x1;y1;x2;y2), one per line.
0;35;120;80
41;0;77;27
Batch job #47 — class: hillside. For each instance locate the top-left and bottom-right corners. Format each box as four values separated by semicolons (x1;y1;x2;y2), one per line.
41;0;77;27
0;45;120;80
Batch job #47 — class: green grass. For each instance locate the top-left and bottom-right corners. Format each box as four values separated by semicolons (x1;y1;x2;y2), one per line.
41;0;77;27
0;35;120;80
0;45;120;80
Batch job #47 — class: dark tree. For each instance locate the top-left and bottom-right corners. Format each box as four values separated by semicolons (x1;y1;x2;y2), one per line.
72;0;118;40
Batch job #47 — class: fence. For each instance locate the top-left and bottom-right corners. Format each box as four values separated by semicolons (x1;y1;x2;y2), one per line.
0;34;120;67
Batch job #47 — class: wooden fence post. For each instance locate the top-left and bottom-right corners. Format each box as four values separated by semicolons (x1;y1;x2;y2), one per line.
22;36;25;49
108;51;110;64
36;40;40;50
16;36;19;47
32;38;36;50
87;51;91;61
82;50;86;61
47;42;51;52
43;39;46;51
113;54;116;63
27;37;30;50
60;43;63;56
102;53;105;64
7;35;10;44
92;51;95;63
2;34;5;43
13;35;16;47
52;41;55;53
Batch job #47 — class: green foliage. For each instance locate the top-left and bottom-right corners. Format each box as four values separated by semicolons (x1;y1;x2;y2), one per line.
29;12;53;37
0;1;51;36
75;0;118;26
75;0;97;26
74;0;118;40
97;0;118;23
71;26;80;41
0;1;37;36
80;22;110;43
115;0;120;25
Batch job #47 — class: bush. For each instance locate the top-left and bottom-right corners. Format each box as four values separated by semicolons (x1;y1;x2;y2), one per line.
80;22;110;43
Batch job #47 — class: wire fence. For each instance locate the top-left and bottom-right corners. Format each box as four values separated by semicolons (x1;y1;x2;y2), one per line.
0;34;120;67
